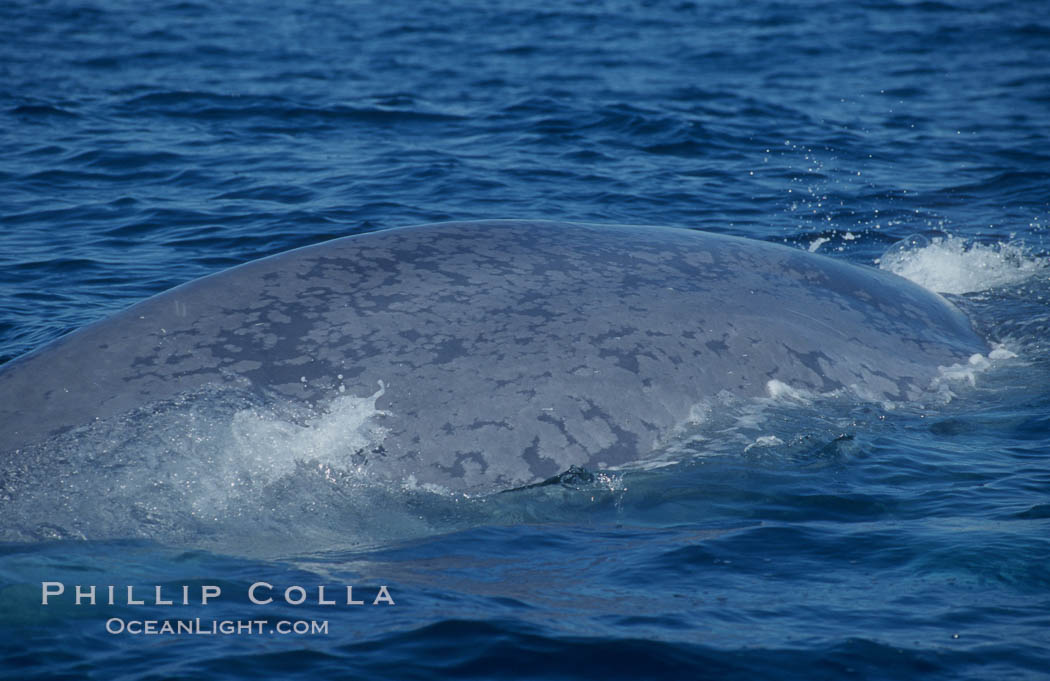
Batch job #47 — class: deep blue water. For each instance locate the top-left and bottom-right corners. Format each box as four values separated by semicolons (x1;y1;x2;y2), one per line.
2;0;1050;679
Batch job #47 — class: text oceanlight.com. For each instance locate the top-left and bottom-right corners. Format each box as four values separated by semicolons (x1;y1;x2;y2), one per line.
105;618;330;636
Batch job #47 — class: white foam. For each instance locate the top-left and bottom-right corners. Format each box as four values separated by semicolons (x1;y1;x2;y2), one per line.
988;345;1018;360
765;379;815;403
744;435;785;452
229;380;388;478
877;234;1046;294
928;344;1020;401
141;380;392;527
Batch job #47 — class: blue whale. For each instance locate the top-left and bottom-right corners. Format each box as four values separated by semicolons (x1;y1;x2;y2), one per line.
0;220;985;492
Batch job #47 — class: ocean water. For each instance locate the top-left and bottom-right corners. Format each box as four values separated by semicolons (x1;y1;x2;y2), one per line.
1;0;1049;678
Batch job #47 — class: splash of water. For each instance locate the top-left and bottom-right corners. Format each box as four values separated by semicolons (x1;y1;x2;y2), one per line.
877;234;1046;294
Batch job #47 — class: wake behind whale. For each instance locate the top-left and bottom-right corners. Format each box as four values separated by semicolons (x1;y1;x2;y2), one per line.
0;220;989;541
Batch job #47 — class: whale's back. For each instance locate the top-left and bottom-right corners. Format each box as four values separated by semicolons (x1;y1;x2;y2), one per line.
0;221;985;490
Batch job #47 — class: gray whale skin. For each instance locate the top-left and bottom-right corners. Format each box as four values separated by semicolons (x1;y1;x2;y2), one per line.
0;220;986;491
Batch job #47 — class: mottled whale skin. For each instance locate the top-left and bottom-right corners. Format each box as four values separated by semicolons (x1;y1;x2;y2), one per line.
0;220;985;490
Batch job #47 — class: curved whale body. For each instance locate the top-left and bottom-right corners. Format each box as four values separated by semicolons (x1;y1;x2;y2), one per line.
0;220;985;491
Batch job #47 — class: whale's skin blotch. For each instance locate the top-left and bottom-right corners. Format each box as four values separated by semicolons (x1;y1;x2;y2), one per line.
0;220;986;491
